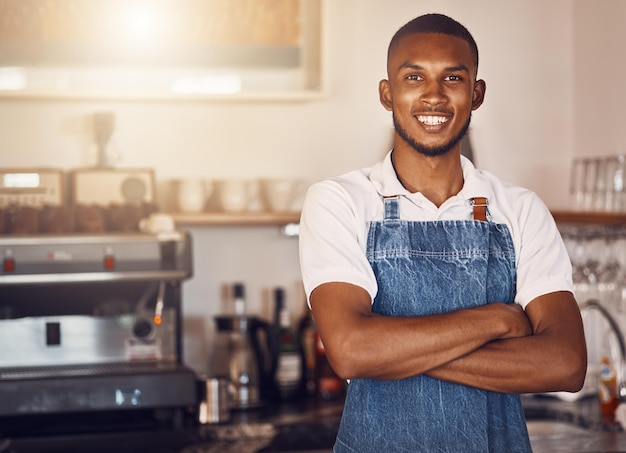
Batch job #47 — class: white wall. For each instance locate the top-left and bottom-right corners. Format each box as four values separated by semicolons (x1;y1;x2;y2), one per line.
1;1;620;373
573;0;626;158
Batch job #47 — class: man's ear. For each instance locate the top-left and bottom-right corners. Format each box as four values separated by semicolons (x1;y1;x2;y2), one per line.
471;79;486;110
379;79;393;111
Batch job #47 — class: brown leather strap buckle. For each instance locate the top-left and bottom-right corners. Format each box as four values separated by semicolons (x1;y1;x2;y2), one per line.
470;197;489;222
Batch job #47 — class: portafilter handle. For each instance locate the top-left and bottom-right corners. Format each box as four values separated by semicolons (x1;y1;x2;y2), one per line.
153;281;165;326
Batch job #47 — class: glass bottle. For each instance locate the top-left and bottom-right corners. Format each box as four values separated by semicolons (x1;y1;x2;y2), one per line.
233;282;246;315
274;287;302;400
599;355;619;420
298;299;317;397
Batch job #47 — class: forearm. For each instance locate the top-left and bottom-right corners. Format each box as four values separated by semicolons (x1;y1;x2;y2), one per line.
329;308;510;380
426;294;587;394
426;336;571;393
311;282;531;381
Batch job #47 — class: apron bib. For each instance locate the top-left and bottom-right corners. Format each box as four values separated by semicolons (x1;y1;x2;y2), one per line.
334;196;532;453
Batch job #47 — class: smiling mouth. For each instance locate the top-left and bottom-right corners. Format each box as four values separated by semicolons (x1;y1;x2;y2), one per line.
417;115;450;126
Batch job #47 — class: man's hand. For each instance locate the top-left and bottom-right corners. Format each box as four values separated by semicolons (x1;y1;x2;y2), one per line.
426;291;587;393
486;302;532;339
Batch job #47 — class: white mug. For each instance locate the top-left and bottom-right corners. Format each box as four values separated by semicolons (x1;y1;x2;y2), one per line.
218;180;249;212
177;179;206;213
246;179;264;212
261;179;298;212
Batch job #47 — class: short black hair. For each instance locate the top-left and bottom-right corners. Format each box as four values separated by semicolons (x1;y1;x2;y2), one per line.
388;13;479;70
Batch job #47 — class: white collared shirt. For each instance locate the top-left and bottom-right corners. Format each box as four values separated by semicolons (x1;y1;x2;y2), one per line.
299;151;573;308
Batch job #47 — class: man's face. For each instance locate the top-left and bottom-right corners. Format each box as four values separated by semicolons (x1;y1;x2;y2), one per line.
380;32;485;157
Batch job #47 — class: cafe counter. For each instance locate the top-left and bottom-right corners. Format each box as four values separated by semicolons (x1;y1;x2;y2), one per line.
4;395;626;452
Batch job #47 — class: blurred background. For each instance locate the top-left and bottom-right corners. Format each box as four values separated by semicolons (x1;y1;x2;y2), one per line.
0;0;623;374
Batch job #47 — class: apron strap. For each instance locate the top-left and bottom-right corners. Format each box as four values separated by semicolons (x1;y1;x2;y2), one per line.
470;197;489;222
383;196;400;220
383;196;489;221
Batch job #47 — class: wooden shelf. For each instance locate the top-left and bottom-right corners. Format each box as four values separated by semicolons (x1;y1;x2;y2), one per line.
170;210;626;227
169;211;301;226
551;210;626;225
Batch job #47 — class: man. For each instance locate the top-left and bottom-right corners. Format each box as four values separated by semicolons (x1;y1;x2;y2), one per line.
299;13;586;453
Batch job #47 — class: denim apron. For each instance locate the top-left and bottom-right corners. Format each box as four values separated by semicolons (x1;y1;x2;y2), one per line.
334;196;532;453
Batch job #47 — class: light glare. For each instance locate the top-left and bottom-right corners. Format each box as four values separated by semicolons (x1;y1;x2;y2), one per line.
0;67;26;91
171;74;242;95
124;3;161;41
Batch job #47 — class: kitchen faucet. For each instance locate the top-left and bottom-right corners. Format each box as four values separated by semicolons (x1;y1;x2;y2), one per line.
580;299;626;402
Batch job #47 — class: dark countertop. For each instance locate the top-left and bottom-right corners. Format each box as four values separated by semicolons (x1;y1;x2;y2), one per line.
0;398;344;453
3;395;626;453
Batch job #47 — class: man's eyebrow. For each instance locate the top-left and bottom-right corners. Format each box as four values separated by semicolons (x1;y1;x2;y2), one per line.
398;63;470;72
446;65;470;72
399;63;424;70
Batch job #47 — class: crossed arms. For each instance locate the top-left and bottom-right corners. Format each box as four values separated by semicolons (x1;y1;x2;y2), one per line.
310;282;587;394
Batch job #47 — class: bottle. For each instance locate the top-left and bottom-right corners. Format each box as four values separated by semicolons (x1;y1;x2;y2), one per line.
233;282;246;315
315;331;345;401
599;355;619;420
298;299;317;397
274;287;302;400
218;282;262;409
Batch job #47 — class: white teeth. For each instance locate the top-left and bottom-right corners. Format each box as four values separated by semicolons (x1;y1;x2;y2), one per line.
418;115;449;125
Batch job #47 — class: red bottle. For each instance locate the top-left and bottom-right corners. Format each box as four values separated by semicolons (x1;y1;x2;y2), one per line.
599;356;619;420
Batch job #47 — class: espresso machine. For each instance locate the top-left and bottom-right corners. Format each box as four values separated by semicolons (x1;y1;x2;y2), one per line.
0;230;197;437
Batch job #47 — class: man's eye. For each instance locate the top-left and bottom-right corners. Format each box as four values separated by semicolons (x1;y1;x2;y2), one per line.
406;74;422;81
445;75;462;81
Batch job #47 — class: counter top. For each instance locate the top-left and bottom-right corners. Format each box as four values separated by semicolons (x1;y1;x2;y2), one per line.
4;395;626;452
523;395;626;453
2;398;344;453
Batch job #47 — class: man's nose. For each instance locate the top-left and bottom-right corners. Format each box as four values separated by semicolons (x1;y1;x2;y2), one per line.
421;80;446;106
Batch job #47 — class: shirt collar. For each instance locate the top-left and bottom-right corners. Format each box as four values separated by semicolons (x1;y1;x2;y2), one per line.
370;150;492;201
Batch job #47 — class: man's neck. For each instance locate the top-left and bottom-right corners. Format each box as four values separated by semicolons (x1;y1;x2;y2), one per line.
391;145;464;208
